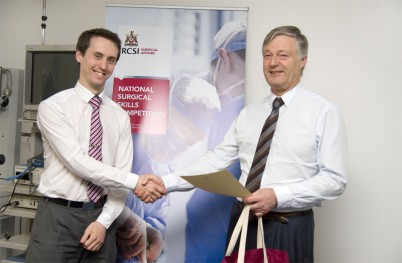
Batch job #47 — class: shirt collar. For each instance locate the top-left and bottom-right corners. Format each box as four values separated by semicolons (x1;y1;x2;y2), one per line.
74;81;105;104
269;83;303;107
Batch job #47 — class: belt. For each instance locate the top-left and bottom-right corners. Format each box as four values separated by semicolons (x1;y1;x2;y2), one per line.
262;209;312;223
236;201;312;224
44;195;108;210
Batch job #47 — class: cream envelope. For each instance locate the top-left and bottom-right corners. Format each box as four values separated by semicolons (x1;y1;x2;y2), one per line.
181;170;251;198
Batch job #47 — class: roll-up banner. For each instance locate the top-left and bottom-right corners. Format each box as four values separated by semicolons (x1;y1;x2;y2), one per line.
106;5;248;262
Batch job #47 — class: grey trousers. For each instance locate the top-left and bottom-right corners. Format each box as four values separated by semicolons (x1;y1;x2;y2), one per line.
26;198;117;263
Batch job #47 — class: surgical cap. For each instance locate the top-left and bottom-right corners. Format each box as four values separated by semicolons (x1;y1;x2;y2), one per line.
211;15;247;61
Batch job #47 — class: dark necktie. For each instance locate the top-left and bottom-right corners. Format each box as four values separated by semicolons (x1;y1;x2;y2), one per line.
87;96;104;202
245;97;284;192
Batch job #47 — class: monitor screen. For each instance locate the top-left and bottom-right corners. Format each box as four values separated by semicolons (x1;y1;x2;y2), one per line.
24;45;80;114
30;52;79;104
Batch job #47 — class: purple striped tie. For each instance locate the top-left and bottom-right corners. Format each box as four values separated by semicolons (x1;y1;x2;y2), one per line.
87;96;104;202
245;97;284;192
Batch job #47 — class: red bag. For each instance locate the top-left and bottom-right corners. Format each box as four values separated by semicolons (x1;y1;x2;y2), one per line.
222;205;289;263
222;248;289;263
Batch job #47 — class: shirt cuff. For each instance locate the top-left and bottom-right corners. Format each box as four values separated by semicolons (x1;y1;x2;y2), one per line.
273;185;292;208
97;213;113;229
162;174;180;192
125;172;139;190
162;174;194;192
96;194;126;229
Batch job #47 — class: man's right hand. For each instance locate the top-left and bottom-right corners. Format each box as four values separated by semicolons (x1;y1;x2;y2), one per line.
134;174;166;203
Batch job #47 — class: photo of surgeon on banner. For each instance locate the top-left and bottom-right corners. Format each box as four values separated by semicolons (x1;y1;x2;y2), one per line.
113;13;247;263
185;16;246;263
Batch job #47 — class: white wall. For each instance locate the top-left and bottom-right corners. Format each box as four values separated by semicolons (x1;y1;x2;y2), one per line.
1;0;401;262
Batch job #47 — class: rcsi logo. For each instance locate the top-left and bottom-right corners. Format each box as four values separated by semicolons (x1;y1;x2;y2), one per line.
122;30;139;54
124;30;138;46
121;29;159;56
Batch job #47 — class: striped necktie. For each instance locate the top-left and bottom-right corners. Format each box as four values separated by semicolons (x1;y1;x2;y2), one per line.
245;97;284;192
87;96;104;202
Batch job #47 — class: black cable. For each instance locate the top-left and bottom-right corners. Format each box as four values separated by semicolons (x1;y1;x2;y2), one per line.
0;178;21;214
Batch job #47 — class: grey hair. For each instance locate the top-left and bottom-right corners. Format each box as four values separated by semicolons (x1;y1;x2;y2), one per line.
262;26;308;59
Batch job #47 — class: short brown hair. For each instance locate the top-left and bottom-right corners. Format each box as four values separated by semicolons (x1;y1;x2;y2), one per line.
76;28;121;61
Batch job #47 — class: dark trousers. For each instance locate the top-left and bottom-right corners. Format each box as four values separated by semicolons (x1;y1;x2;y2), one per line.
226;201;315;263
26;198;117;263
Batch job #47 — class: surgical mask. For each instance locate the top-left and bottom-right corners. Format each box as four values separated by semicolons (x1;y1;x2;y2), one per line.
218;79;245;97
218;79;245;108
210;55;245;95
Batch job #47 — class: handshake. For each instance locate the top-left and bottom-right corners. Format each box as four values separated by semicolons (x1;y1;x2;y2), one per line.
134;174;167;203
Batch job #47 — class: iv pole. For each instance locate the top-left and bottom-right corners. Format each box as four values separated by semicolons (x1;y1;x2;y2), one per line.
41;0;47;45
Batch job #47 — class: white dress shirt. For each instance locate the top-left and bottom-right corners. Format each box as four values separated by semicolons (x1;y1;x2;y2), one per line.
162;83;348;212
37;82;138;228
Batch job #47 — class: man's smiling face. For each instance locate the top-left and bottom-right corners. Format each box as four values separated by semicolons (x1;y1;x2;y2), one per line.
76;36;118;94
262;35;306;96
